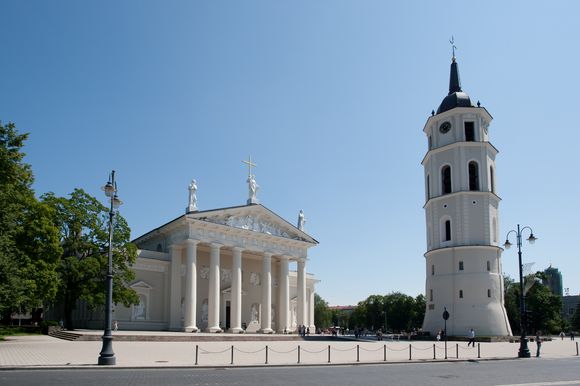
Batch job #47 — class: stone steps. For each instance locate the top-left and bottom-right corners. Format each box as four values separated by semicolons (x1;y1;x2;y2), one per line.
48;330;84;341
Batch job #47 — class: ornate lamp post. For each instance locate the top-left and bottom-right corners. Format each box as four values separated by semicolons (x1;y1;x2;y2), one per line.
98;170;122;365
503;224;537;358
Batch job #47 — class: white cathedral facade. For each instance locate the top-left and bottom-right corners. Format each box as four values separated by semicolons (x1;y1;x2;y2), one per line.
421;54;512;336
108;173;319;333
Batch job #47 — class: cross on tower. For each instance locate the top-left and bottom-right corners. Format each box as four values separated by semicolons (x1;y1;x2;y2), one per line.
449;36;457;59
242;155;257;177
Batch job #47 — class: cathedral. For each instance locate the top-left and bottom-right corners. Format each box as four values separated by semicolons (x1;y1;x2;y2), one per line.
421;51;512;336
76;167;319;333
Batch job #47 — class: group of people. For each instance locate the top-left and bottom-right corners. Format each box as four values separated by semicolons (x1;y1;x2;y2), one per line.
297;325;310;337
559;331;575;340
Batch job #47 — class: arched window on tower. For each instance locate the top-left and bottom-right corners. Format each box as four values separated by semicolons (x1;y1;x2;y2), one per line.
469;161;479;191
490;166;495;193
442;166;452;194
445;219;451;241
426;175;430;200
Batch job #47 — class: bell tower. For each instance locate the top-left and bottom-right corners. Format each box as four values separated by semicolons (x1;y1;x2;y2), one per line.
421;50;512;336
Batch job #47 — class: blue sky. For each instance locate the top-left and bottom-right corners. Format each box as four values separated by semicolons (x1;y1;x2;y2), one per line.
1;1;578;306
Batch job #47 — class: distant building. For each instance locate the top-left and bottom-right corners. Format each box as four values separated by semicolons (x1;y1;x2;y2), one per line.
543;266;563;296
562;295;579;322
328;305;356;327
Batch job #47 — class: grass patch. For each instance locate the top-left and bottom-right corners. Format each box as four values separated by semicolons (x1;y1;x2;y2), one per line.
0;326;42;340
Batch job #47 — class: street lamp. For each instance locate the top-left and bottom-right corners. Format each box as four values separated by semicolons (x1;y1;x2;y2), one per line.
98;170;122;365
503;224;537;359
442;307;449;359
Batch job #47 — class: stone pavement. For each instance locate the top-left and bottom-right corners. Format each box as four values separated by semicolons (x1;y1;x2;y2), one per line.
0;332;578;369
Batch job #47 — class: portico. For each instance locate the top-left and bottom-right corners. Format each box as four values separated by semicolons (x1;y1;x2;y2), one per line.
127;203;318;333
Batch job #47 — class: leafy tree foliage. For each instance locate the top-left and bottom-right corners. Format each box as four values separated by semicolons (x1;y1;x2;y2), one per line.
42;189;139;329
314;293;331;329
504;274;564;335
0;122;61;318
352;292;425;332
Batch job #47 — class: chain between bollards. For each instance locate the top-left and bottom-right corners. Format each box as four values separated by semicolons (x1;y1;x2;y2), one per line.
195;344;198;365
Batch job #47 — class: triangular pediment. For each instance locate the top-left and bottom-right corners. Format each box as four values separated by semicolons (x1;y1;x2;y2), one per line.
189;204;317;244
130;280;153;290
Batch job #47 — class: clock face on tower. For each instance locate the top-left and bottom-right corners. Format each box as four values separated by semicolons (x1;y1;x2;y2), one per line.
439;121;451;134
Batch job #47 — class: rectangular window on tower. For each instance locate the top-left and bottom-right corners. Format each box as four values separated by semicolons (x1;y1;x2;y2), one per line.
431;264;435;275
464;122;475;141
459;261;464;271
430;289;433;301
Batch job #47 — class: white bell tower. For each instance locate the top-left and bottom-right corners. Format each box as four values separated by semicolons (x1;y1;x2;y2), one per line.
421;52;512;336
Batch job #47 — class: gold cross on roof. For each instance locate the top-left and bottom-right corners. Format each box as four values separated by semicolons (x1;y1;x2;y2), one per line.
242;155;257;177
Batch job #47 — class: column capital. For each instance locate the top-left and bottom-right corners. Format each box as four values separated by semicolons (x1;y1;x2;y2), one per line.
210;242;223;250
263;251;274;258
232;246;245;252
184;239;200;246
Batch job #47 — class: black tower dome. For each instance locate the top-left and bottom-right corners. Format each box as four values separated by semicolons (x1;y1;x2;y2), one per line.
436;56;473;114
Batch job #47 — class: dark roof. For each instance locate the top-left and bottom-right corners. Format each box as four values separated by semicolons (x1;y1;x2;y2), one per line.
436;57;474;114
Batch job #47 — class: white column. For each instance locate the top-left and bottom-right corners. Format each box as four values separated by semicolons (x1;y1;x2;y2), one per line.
278;256;290;333
309;288;316;331
169;245;183;330
297;258;306;327
260;252;273;333
184;239;199;332
207;243;222;332
230;247;243;333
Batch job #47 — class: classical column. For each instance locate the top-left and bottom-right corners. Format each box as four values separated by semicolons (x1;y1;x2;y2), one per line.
183;239;199;332
278;256;290;333
169;245;183;330
260;252;273;333
309;288;316;331
297;258;306;327
230;247;244;333
207;243;222;333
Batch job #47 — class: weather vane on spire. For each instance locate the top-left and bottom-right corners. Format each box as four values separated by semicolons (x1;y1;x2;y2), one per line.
449;36;457;60
242;155;259;205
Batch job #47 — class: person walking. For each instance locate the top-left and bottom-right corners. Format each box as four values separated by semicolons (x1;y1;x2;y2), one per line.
535;331;542;357
467;328;476;347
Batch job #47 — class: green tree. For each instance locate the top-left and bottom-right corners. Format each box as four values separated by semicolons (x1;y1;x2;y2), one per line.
412;294;426;328
314;293;331;329
504;274;563;335
43;189;139;329
0;121;61;318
